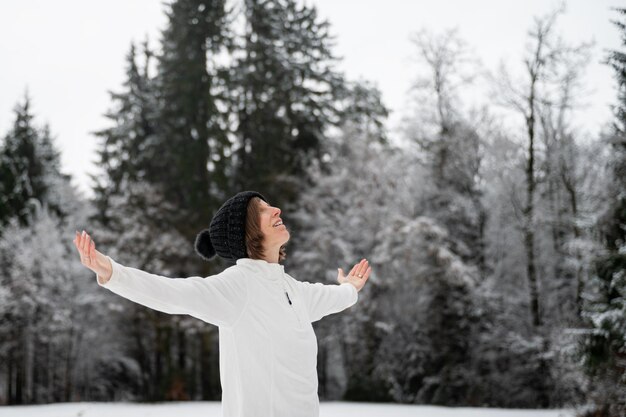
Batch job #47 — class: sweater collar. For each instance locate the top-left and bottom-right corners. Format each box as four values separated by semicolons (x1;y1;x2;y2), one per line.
236;257;284;281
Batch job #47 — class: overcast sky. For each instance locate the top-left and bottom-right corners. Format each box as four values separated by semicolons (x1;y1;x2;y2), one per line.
1;0;621;199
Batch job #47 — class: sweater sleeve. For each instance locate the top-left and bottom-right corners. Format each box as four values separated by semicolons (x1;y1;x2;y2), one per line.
96;255;248;328
294;280;358;323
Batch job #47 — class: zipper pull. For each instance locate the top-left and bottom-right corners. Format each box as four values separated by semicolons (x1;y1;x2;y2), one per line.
285;290;292;305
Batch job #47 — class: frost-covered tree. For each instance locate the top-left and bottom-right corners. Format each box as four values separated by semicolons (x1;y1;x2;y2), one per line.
286;82;394;400
89;2;236;399
91;177;213;401
153;0;232;237
401;27;487;273
0;94;73;230
90;41;160;228
526;15;594;324
336;79;389;143
372;214;479;405
0;200;103;404
289;78;480;403
228;0;346;209
577;7;626;416
490;6;591;329
0;93;107;404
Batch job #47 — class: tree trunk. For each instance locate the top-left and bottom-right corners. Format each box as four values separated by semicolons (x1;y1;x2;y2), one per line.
200;330;211;400
525;109;541;327
562;168;583;317
7;348;13;404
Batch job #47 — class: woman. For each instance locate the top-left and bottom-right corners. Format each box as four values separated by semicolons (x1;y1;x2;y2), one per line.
72;190;371;417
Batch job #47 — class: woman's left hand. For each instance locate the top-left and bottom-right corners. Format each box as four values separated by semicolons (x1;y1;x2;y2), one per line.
337;259;371;292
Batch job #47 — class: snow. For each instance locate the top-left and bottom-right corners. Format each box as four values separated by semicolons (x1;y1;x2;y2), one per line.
0;401;576;417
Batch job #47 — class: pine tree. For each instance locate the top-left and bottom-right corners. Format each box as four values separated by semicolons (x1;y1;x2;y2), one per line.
578;7;626;416
0;94;43;229
90;41;160;228
147;2;232;399
0;93;72;230
228;0;345;210
37;124;75;222
336;80;389;144
89;0;234;401
152;0;231;240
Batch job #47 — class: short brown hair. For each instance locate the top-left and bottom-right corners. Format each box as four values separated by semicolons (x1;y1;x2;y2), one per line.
245;197;287;262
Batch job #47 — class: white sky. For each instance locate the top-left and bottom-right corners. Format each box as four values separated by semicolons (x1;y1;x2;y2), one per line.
1;0;622;199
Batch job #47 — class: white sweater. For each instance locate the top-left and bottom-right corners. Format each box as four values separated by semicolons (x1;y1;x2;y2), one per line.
96;256;359;417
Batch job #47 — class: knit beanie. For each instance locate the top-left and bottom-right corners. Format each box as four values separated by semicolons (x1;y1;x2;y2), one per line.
194;191;268;263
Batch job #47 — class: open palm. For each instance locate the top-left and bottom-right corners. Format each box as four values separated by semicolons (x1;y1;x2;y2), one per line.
337;259;371;292
73;230;111;281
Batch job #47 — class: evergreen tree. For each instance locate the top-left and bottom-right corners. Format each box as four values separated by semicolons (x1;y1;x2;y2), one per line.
93;178;204;401
578;7;626;416
90;41;160;228
152;0;231;242
0;93;73;230
37;124;77;223
228;0;345;211
0;94;39;229
336;80;389;144
89;0;234;401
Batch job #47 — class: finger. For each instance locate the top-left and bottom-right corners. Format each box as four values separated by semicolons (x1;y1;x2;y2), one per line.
80;230;87;254
85;233;92;260
83;232;91;260
90;240;96;260
84;233;91;257
356;259;368;277
359;273;370;289
349;263;358;277
362;266;372;281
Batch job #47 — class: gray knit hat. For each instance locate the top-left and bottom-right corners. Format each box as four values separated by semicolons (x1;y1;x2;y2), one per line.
194;191;268;263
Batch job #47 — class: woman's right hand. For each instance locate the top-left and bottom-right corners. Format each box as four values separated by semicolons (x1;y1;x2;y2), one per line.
73;230;112;283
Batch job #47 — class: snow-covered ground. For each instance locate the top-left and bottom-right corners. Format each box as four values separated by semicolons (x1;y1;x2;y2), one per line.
0;401;577;417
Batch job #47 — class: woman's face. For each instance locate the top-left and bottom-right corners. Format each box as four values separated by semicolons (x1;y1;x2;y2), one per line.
259;199;290;248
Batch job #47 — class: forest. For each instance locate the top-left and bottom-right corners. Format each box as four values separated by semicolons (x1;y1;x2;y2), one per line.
0;1;624;416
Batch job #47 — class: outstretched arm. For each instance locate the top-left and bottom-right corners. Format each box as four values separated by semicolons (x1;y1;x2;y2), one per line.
295;258;371;323
73;230;248;328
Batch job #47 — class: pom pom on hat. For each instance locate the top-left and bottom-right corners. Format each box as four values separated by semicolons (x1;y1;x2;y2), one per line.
194;228;216;261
